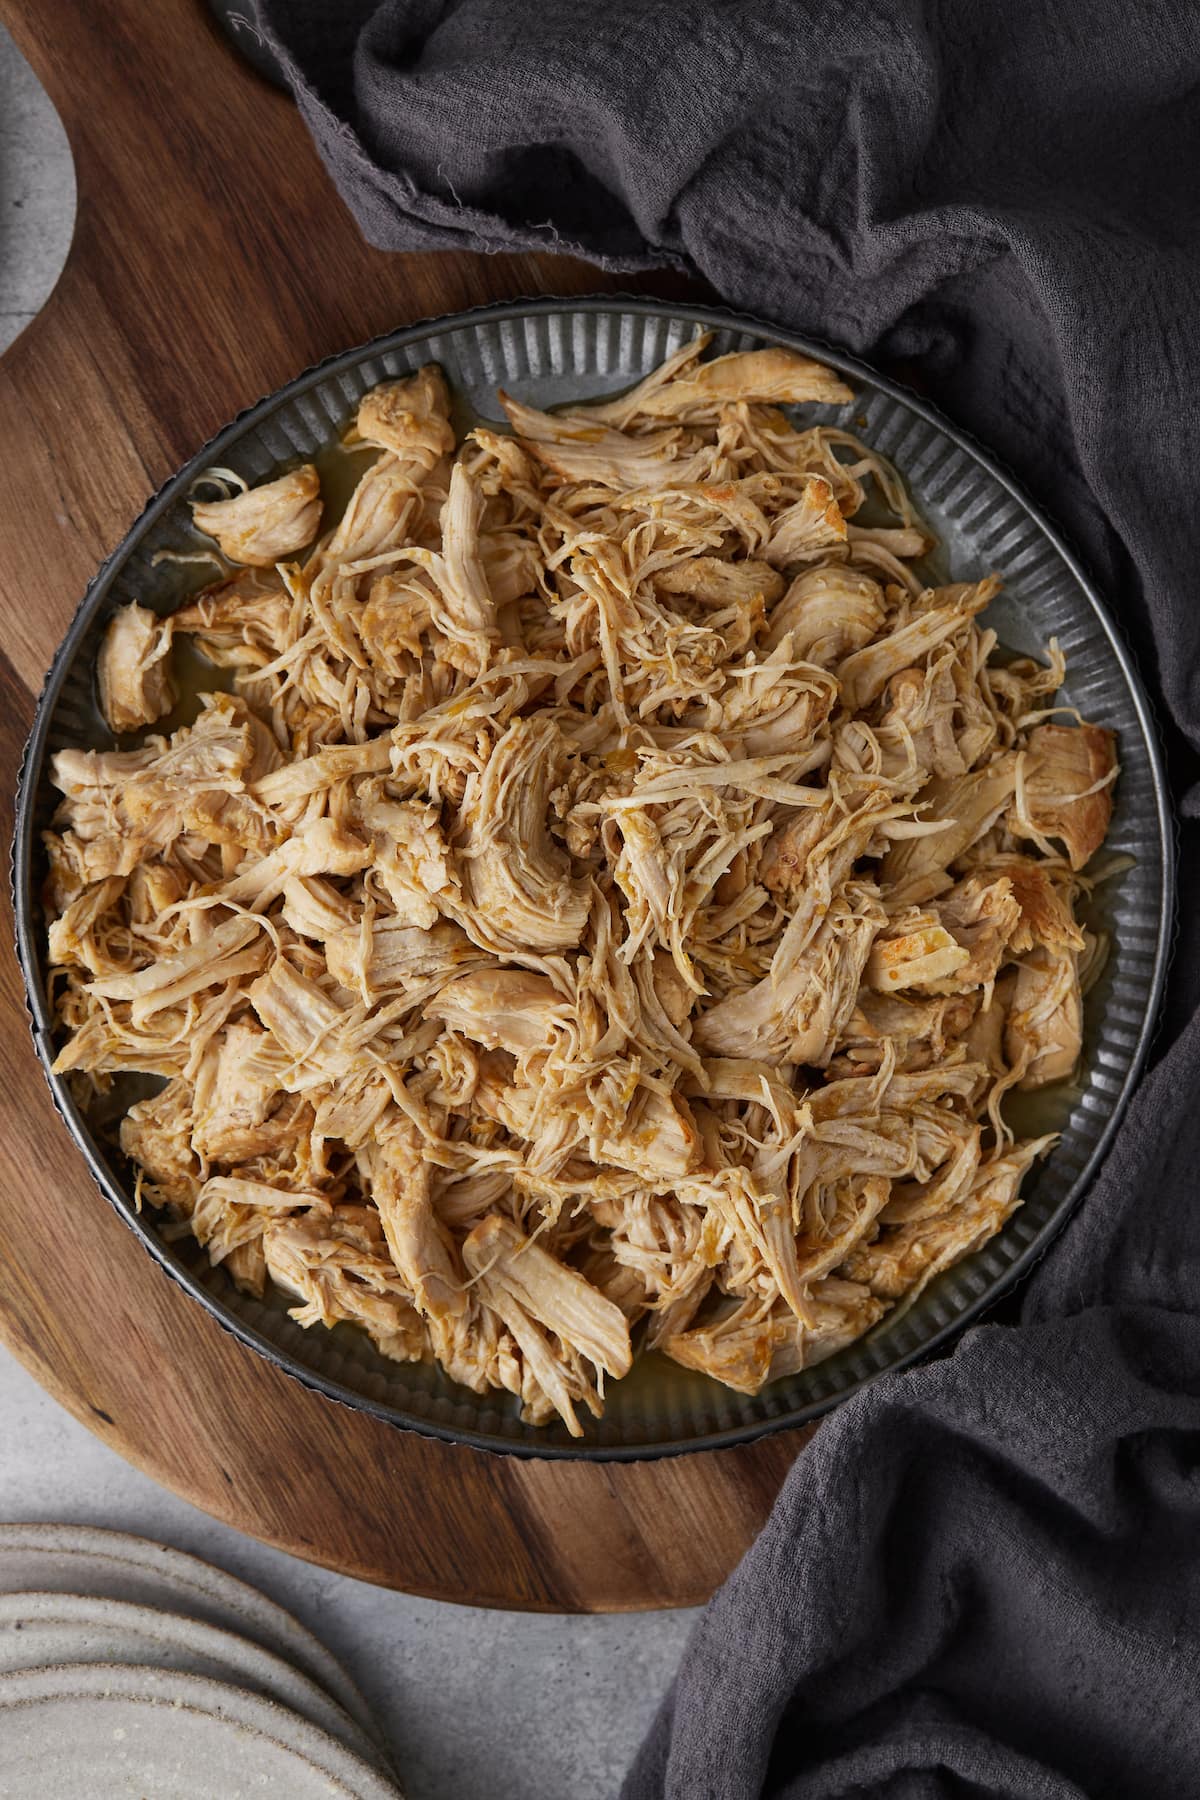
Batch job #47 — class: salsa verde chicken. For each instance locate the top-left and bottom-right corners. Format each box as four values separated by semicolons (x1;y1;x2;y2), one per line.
43;338;1117;1434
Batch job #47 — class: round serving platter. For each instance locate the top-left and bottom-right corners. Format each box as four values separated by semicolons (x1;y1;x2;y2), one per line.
12;297;1173;1459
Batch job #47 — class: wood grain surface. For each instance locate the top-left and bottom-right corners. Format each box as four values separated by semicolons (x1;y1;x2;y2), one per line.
0;0;811;1611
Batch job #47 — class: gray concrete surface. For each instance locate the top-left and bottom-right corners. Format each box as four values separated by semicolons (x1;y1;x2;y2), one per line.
0;23;696;1798
0;23;74;354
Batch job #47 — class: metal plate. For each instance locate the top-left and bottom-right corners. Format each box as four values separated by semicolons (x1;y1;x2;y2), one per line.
12;297;1174;1459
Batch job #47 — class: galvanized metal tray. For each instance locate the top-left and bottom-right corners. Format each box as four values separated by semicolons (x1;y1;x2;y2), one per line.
12;297;1174;1458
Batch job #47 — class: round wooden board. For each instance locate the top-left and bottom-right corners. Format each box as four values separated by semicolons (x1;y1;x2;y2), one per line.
0;0;811;1610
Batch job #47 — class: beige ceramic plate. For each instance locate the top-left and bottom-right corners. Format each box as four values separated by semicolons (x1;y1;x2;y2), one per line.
0;1664;402;1798
0;1524;376;1739
0;1591;385;1770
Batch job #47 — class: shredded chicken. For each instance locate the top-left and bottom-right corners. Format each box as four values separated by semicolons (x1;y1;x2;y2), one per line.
1012;723;1118;869
191;464;323;566
48;334;1117;1432
97;603;176;734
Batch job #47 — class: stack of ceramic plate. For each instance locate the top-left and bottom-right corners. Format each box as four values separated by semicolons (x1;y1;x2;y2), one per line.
0;1524;401;1797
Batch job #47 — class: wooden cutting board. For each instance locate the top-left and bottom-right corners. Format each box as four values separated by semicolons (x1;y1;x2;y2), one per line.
0;0;811;1611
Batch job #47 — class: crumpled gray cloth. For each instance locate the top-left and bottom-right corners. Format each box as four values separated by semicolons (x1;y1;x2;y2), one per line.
244;4;1200;1793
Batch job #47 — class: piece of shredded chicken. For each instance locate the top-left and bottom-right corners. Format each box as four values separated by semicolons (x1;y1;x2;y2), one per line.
45;335;1118;1434
97;602;177;735
191;464;324;567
